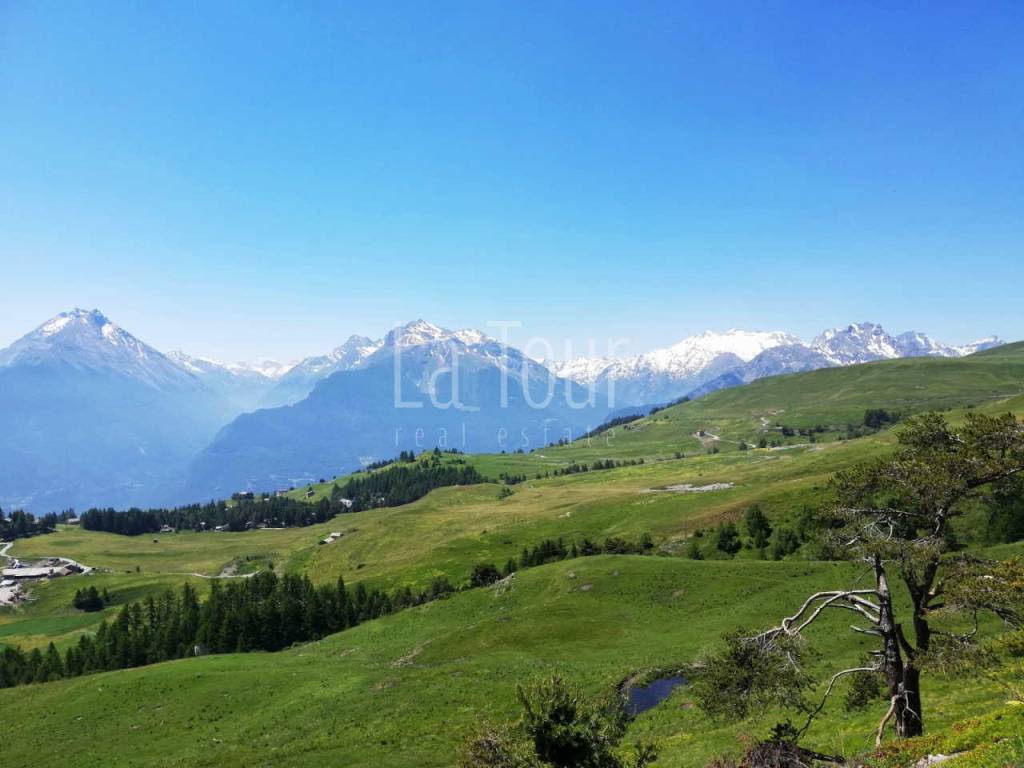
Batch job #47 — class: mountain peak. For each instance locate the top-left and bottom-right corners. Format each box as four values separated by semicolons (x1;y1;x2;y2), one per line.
40;308;110;336
384;319;450;347
0;308;198;390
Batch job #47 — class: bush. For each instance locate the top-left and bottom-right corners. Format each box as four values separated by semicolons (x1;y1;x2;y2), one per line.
71;586;107;612
715;523;742;556
459;675;656;768
470;563;503;587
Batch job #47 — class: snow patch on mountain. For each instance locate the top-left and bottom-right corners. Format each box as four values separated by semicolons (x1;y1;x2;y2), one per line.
644;329;801;375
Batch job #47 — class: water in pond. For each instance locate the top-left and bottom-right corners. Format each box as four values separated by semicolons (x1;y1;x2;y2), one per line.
626;675;687;716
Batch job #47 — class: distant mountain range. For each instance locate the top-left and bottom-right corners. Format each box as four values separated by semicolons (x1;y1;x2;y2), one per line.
549;323;1003;406
0;309;1004;512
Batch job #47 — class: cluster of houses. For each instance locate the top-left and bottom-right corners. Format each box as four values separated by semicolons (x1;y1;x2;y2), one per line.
1;556;91;607
2;556;90;581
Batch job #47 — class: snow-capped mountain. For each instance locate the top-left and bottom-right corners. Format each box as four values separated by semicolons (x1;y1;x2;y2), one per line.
551;329;801;406
225;359;291;379
259;320;537;408
894;331;959;359
956;336;1003;356
257;334;383;408
185;320;607;498
553;323;1004;406
0;308;200;390
812;322;901;365
0;309;236;512
552;330;797;384
812;323;1004;365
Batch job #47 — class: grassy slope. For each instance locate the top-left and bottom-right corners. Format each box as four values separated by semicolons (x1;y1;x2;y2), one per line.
0;572;211;650
1;555;1020;767
9;437;889;596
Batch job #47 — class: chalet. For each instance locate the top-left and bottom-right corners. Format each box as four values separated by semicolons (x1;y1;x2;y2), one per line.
159;524;175;534
235;491;255;500
213;524;230;532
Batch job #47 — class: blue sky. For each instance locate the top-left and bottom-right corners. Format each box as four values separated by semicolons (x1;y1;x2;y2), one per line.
1;1;1022;362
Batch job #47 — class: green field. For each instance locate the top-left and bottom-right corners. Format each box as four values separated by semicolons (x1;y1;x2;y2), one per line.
2;345;1023;766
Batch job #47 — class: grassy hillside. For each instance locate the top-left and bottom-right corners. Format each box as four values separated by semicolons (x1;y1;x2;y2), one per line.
2;554;1019;768
0;572;211;650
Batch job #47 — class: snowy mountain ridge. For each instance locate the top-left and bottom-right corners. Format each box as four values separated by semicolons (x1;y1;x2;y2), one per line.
550;322;1004;406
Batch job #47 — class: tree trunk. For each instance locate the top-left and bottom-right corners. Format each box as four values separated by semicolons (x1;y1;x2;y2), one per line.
897;666;924;738
874;556;917;741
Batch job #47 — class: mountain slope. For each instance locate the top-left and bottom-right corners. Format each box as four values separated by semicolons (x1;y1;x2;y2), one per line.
0;310;234;512
257;334;382;408
184;321;610;497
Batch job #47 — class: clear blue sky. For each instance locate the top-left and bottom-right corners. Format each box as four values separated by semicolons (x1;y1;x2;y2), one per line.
1;1;1022;362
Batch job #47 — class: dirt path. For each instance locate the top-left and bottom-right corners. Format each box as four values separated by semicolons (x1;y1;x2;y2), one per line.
642;482;734;494
164;570;258;580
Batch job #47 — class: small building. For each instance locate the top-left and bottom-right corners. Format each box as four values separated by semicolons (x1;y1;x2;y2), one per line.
2;566;65;579
305;488;315;498
337;498;354;509
159;524;175;534
213;524;229;532
235;491;255;501
66;517;81;526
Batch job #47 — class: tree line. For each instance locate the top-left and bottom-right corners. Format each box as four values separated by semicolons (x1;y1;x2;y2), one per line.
80;496;344;536
80;455;488;536
0;571;455;689
0;507;71;541
332;457;484;511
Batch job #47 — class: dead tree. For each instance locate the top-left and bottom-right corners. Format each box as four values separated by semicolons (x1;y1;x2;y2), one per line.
699;412;1024;743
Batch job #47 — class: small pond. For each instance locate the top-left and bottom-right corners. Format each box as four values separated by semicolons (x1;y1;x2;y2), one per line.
625;675;687;716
